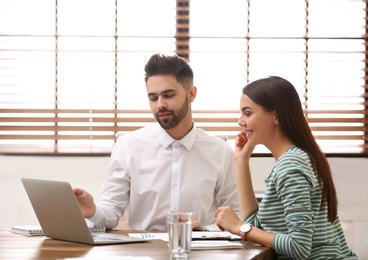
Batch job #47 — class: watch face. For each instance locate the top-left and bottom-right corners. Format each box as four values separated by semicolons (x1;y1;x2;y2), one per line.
240;223;251;233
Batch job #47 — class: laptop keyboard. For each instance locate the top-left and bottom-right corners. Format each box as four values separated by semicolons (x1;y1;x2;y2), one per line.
92;233;125;241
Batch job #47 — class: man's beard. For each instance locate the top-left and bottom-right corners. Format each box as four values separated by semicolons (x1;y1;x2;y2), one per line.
155;100;189;130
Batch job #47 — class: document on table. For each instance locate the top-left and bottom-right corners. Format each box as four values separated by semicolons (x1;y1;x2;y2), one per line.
129;231;240;241
191;240;243;250
129;232;243;250
64;257;154;260
129;232;169;241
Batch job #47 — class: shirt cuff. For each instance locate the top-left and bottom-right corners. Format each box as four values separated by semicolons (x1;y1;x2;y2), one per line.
87;206;107;227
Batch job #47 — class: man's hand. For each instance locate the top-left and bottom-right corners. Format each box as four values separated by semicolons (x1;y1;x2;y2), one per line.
73;188;96;218
192;219;207;231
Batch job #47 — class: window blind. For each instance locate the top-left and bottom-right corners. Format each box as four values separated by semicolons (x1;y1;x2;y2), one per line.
0;0;367;156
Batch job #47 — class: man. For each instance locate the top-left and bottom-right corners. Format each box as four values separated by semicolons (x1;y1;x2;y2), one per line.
74;53;239;231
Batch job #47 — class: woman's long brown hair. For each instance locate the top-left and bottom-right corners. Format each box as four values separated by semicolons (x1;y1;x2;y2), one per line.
243;76;337;222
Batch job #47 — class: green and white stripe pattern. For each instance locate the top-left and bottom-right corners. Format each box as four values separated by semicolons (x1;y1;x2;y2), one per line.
245;146;357;260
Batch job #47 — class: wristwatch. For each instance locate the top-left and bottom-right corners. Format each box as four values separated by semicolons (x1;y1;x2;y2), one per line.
239;223;252;241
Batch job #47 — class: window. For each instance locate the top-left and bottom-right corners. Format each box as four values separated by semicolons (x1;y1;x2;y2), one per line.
0;0;367;155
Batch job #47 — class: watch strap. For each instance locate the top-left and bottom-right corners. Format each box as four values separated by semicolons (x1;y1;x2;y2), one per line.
239;231;247;241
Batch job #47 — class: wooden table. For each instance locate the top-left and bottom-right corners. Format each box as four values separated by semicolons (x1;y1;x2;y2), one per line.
0;228;275;259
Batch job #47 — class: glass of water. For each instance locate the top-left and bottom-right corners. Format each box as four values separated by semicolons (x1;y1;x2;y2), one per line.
167;211;192;260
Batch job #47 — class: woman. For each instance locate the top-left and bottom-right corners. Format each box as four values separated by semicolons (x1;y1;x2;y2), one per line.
215;76;357;259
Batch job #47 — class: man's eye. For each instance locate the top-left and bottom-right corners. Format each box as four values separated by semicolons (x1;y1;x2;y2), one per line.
164;94;175;98
149;97;158;101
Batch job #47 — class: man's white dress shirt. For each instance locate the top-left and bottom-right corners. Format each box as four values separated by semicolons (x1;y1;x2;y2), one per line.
89;123;239;231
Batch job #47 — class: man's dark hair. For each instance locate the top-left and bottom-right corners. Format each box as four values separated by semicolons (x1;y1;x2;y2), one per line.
144;53;194;89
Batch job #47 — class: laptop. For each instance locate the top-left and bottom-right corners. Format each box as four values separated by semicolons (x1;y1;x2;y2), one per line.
21;178;149;245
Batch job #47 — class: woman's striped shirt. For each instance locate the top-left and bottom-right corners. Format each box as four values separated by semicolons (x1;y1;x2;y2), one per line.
244;146;357;260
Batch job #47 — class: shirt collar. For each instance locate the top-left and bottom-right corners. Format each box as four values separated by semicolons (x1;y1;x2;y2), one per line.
157;123;196;151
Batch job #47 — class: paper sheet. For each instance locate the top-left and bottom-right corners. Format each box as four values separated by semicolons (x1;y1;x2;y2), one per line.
128;232;169;241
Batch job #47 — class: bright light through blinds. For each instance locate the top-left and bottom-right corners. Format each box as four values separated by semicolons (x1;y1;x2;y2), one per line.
190;0;366;154
308;1;365;154
0;0;366;155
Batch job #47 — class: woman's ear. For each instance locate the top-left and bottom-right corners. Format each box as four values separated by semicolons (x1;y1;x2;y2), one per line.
273;112;279;125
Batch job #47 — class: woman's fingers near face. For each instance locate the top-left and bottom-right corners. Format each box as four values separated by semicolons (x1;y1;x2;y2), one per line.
236;132;248;147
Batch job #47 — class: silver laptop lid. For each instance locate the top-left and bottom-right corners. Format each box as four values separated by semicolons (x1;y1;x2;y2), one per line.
21;178;96;244
22;178;149;245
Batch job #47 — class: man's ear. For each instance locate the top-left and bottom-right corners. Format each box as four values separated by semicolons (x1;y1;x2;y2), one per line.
188;86;197;103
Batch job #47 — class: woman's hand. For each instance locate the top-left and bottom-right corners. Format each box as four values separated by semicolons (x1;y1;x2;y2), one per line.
215;206;244;235
236;131;248;148
234;131;255;163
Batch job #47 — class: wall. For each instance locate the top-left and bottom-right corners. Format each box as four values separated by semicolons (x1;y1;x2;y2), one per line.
0;155;367;259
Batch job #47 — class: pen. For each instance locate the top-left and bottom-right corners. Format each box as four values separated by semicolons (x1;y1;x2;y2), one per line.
201;236;232;240
192;235;239;241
